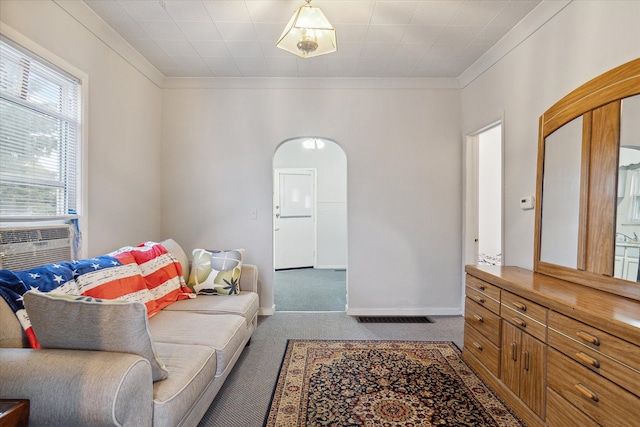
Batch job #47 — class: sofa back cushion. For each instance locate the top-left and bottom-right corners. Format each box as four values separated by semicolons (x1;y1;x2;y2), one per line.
0;264;79;348
0;240;194;349
160;239;190;283
24;291;169;381
0;297;27;348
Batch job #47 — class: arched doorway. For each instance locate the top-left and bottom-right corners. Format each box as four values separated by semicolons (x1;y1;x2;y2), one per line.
273;137;347;311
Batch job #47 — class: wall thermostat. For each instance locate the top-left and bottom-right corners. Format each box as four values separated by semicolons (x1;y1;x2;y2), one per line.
520;196;534;210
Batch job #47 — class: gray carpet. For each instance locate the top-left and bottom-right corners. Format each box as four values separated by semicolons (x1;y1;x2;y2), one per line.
274;268;346;311
197;312;464;427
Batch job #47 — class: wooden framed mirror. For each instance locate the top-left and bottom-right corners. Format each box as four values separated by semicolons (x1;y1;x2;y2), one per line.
534;58;640;301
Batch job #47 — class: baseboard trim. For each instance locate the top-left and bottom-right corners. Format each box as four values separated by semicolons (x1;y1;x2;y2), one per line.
314;265;347;270
259;304;276;316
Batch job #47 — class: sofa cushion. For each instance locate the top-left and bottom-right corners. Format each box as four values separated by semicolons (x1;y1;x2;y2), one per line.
152;342;217;427
163;291;259;327
187;249;244;295
149;311;248;376
23;291;169;381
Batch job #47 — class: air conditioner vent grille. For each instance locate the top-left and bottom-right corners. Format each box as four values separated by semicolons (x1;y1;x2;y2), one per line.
39;227;71;241
0;229;40;245
0;227;70;245
0;226;73;270
1;246;72;271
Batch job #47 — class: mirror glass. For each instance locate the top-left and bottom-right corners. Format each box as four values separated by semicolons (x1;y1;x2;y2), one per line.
539;116;583;268
614;94;640;281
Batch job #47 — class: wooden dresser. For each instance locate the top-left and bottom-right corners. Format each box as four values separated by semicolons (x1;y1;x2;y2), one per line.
463;265;640;427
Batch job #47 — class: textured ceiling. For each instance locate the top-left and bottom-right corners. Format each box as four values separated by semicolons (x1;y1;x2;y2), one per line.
84;0;542;78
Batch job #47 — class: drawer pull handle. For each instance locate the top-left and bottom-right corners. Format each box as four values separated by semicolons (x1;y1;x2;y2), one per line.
477;284;486;291
511;342;518;362
473;314;484;323
512;317;527;328
473;296;485;304
512;301;527;311
523;350;530;371
576;351;600;368
576;330;601;346
575;383;599;402
473;341;483;351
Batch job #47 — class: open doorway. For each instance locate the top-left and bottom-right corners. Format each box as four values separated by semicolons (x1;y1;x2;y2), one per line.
273;137;347;311
465;122;503;267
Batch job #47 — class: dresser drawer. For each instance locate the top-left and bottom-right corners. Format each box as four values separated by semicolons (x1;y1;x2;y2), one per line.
501;291;547;342
548;310;640;373
549;325;640;397
546;387;599;427
465;298;501;346
501;291;548;325
466;275;501;301
548;348;639;427
464;321;500;377
466;285;500;315
501;305;547;343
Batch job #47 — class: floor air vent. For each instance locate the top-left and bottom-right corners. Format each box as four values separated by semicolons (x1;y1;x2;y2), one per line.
357;316;433;324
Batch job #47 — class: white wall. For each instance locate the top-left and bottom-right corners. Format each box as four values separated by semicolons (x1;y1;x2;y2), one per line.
161;86;462;315
274;138;347;269
8;0;636;317
0;1;164;256
462;0;640;269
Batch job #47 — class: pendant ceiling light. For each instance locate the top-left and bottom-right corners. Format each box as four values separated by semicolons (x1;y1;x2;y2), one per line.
276;0;337;59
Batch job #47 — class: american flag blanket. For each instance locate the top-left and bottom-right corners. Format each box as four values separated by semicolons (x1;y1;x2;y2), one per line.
0;241;193;349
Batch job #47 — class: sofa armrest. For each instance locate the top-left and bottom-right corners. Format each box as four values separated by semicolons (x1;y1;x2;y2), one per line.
0;348;153;426
240;264;258;293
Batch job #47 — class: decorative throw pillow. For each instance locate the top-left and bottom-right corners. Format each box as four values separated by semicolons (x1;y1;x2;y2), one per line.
187;249;244;295
23;291;169;381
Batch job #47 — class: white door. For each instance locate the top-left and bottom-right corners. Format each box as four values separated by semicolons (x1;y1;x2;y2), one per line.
274;169;316;270
477;124;503;265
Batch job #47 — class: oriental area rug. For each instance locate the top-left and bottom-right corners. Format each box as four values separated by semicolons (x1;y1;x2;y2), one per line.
264;340;524;427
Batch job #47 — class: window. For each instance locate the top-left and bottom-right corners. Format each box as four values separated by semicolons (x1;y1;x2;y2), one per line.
0;36;81;219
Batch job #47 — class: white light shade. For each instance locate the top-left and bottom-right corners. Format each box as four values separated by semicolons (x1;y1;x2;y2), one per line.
302;139;325;149
276;1;337;59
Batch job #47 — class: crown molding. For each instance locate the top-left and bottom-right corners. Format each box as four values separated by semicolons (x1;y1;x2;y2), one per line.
458;0;572;88
53;0;165;88
162;77;460;90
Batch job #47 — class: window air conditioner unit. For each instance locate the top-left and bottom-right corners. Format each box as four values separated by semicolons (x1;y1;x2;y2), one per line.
0;225;73;271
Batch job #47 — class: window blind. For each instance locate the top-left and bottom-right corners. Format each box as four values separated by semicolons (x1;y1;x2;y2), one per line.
0;36;81;218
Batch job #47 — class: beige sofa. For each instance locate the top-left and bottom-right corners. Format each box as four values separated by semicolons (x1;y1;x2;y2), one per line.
0;239;259;426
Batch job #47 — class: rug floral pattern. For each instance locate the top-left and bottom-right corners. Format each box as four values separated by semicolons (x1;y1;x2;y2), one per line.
264;340;524;427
